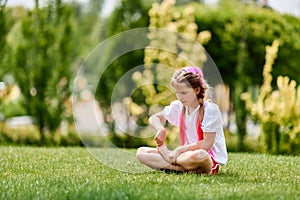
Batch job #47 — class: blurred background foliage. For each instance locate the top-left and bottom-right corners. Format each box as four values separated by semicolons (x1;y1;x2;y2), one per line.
0;0;299;154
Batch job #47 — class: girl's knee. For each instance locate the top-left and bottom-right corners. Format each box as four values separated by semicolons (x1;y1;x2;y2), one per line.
191;149;209;161
136;147;154;163
136;147;143;154
197;149;210;159
196;150;213;170
136;146;150;154
136;147;145;162
190;149;212;168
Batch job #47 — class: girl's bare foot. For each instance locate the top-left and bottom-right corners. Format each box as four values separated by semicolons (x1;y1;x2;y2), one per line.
157;144;171;163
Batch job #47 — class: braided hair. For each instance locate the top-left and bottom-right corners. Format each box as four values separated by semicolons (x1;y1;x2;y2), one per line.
171;66;208;122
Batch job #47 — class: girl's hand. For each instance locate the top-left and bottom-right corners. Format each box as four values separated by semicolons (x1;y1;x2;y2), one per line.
169;145;188;164
157;144;171;163
154;128;166;147
169;148;181;164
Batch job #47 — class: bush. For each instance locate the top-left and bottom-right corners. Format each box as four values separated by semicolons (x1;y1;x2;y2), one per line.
241;41;300;155
0;122;40;145
225;130;265;153
0;122;83;146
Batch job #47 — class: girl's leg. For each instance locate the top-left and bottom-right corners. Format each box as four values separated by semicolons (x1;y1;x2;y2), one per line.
136;147;185;171
175;149;212;174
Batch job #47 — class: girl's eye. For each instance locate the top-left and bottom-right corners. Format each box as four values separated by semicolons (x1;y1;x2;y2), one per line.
175;91;187;95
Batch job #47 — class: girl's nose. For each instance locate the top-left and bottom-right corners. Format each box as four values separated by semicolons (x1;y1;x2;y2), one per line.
177;95;183;101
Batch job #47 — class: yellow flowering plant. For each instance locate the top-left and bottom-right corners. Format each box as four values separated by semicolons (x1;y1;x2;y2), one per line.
131;0;211;146
241;40;300;154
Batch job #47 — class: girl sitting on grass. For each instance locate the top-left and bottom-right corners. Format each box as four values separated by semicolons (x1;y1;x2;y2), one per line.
136;66;227;174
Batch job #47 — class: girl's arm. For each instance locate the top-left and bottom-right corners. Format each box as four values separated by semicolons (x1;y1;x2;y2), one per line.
149;111;166;132
188;132;216;152
149;112;167;147
169;132;216;161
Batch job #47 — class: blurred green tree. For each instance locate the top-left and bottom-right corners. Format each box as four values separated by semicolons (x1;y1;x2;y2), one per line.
0;1;16;113
0;0;104;145
0;1;7;60
69;0;104;59
0;0;9;79
94;0;153;147
9;0;75;144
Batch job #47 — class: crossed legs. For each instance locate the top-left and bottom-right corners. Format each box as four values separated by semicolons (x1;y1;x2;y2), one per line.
136;146;212;174
136;147;185;171
176;149;213;174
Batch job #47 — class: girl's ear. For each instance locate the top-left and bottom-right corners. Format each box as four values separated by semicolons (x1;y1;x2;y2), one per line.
194;87;201;95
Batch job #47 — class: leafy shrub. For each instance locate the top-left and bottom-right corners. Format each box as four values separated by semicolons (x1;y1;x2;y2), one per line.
0;123;40;145
0;122;83;146
241;40;300;155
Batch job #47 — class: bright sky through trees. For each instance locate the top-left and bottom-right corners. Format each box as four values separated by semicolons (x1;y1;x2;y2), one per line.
6;0;300;17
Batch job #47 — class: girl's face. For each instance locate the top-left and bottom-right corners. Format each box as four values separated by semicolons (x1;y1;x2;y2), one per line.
172;82;200;108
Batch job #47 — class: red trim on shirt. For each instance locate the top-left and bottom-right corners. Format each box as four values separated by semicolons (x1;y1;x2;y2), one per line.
179;107;203;145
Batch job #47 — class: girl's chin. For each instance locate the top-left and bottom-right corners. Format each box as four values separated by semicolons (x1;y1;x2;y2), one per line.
181;102;194;107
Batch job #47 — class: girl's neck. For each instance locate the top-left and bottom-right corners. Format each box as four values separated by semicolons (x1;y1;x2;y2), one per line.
187;102;200;115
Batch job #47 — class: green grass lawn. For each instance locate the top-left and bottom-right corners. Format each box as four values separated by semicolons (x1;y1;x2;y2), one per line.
0;146;299;200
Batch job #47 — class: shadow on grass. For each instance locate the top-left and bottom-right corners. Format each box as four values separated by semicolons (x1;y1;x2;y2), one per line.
144;168;237;177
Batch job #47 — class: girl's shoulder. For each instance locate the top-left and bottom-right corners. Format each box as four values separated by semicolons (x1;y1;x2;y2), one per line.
202;101;223;125
164;100;183;113
169;100;183;108
204;101;220;113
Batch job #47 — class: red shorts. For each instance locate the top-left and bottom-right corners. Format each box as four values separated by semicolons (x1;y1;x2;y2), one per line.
211;157;219;175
